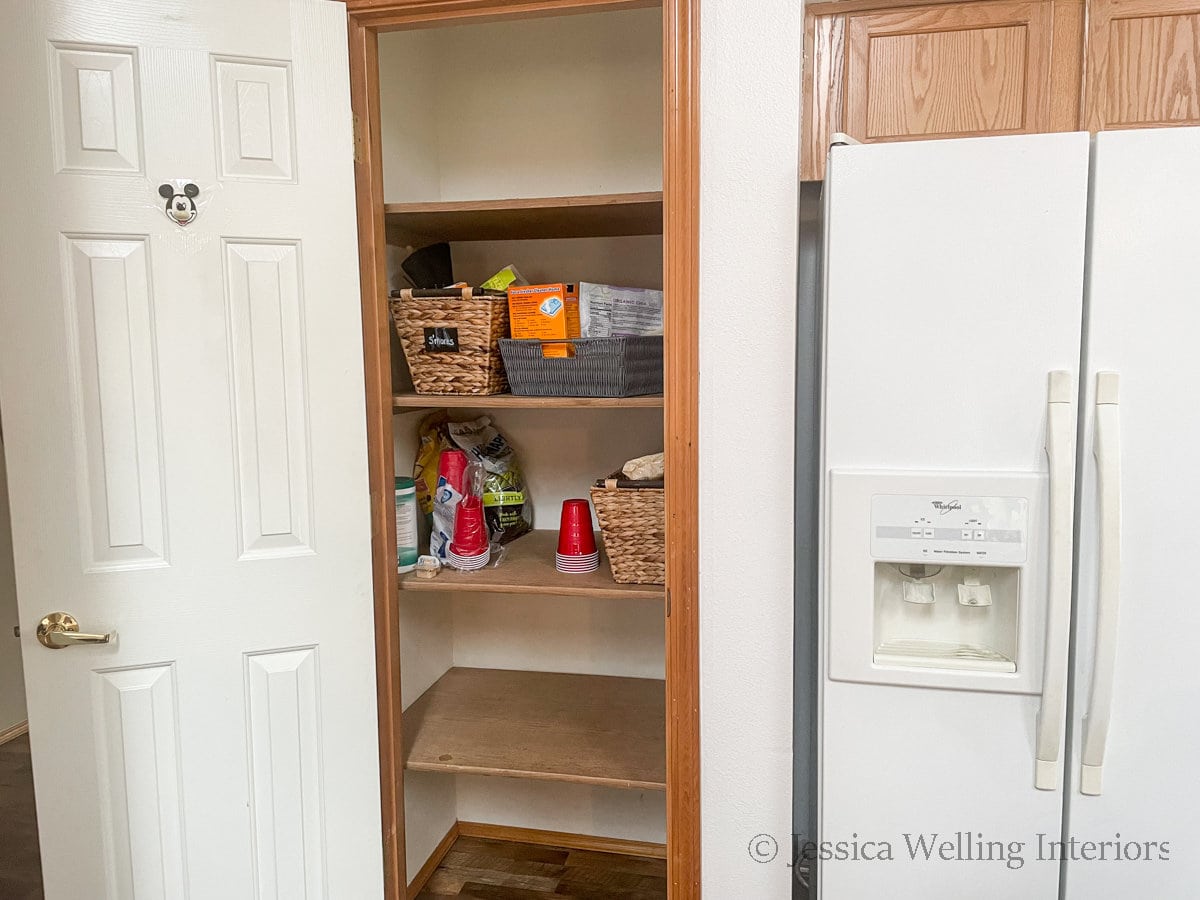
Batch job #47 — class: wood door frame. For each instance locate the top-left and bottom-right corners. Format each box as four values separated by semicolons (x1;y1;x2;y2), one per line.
343;1;701;897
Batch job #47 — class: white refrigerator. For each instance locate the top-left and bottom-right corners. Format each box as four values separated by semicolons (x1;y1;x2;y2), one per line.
817;126;1200;899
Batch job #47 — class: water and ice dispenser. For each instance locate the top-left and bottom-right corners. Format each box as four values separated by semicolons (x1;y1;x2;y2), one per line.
828;471;1047;693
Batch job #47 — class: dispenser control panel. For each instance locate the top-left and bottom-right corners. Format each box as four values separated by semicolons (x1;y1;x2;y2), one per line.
871;493;1028;564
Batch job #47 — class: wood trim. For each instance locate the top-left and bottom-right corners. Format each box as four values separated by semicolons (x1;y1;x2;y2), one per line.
347;17;406;900
802;12;847;180
802;10;818;179
393;391;664;409
406;821;460;899
347;0;701;896
0;720;29;746
385;191;664;243
347;0;657;31
1048;0;1086;130
457;821;669;860
398;531;665;600
663;0;701;895
808;0;1013;14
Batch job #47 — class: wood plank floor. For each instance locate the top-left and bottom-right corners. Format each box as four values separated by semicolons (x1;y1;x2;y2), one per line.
416;836;667;900
0;733;43;900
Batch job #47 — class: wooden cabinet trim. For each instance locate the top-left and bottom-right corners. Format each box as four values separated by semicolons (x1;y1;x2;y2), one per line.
1049;0;1086;129
803;12;848;179
346;0;658;30
809;0;1001;15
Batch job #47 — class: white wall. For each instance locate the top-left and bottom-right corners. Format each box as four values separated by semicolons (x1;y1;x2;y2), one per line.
0;431;27;733
377;27;443;202
449;235;663;293
699;1;800;897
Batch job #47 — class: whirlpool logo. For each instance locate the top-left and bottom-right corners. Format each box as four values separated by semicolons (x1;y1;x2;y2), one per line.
931;500;963;515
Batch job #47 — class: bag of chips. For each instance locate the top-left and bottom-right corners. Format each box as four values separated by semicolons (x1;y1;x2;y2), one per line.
413;411;450;519
447;416;532;544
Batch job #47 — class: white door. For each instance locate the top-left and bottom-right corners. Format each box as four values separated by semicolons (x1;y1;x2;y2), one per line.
0;2;384;898
1065;126;1200;898
819;133;1091;898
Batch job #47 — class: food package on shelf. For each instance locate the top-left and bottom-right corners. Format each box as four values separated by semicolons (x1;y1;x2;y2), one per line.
447;416;533;545
579;282;664;337
506;283;580;358
622;451;664;481
412;411;451;518
480;264;528;292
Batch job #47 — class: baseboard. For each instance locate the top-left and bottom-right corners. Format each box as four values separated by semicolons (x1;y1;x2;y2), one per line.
406;820;460;900
0;720;28;746
456;821;667;860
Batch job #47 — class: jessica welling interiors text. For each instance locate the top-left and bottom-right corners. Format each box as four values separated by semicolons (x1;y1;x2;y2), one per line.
791;833;1172;870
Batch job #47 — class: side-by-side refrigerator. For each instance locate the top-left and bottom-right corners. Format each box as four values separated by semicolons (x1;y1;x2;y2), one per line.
817;126;1200;899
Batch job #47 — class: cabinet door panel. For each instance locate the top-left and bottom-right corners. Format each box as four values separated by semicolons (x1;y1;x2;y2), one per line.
846;1;1054;142
801;0;1085;179
862;22;1029;137
1085;0;1200;130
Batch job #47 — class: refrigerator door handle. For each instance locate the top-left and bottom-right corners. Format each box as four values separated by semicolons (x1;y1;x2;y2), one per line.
1036;370;1076;791
1081;372;1121;795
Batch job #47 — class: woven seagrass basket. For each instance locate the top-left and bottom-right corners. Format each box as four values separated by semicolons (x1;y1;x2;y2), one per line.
590;473;665;585
389;288;509;395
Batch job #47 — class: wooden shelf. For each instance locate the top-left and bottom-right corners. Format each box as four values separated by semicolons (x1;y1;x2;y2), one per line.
398;530;663;600
403;667;666;791
393;392;664;411
384;192;663;244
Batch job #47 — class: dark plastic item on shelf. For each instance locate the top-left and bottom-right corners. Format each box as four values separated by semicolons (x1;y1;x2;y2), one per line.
401;241;453;288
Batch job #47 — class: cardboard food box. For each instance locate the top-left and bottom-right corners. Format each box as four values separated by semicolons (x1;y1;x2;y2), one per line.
507;283;580;357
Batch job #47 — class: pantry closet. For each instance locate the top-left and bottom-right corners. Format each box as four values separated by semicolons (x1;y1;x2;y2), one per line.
344;1;699;898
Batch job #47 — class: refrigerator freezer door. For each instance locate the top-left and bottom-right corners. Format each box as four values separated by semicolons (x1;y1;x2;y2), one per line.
820;132;1090;899
1066;126;1200;898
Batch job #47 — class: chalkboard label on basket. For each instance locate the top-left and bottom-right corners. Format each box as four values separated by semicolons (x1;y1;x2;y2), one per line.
423;327;460;353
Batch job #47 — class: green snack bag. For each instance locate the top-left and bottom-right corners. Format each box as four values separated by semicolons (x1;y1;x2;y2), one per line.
480;264;527;292
446;415;532;544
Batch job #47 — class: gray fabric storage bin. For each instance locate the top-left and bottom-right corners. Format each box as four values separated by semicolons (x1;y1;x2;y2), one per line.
498;336;664;397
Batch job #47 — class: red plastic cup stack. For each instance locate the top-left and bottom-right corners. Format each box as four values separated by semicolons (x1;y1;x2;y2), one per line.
437;449;469;495
448;495;490;570
556;498;599;574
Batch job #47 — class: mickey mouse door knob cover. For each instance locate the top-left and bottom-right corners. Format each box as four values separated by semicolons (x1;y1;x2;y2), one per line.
158;182;200;226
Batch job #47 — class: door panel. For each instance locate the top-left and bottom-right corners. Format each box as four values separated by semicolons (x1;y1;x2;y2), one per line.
845;1;1056;143
0;2;384;898
1066;126;1200;899
49;42;144;174
820;132;1091;898
802;0;1085;179
63;234;169;570
93;663;188;899
1084;0;1200;130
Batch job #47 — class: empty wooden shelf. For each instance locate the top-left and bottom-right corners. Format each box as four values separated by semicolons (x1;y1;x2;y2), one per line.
403;667;667;791
393;392;665;410
384;192;663;244
398;530;664;599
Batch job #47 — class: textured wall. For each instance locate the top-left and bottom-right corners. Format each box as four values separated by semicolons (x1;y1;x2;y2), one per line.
699;0;801;895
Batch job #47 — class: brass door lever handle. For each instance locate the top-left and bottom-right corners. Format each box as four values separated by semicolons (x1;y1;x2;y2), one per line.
36;612;114;650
